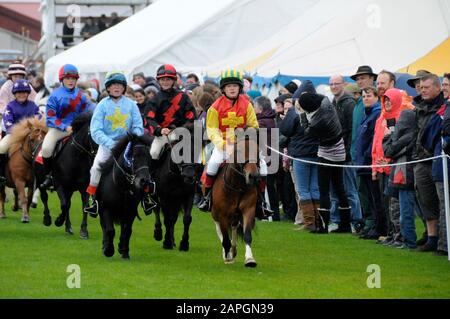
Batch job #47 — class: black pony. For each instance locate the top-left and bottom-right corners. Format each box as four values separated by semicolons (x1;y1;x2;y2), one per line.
97;133;153;259
153;127;200;251
52;112;97;238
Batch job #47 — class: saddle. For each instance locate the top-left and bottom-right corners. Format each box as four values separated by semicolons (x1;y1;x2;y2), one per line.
34;136;71;165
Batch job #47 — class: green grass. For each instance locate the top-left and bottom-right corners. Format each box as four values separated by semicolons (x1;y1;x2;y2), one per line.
0;192;449;299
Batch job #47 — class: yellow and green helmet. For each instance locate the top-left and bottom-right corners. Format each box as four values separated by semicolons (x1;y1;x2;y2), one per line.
220;69;244;90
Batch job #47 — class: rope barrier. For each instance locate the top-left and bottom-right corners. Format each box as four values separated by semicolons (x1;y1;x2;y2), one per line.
266;145;450;169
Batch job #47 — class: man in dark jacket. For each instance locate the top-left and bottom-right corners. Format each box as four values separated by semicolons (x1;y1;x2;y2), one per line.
413;74;446;251
329;75;362;231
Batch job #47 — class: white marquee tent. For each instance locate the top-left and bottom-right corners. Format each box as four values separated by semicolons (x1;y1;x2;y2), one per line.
44;0;450;86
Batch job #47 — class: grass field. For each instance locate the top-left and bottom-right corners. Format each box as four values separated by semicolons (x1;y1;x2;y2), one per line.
0;192;449;299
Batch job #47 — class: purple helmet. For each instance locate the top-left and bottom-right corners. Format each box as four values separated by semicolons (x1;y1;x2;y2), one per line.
12;79;32;94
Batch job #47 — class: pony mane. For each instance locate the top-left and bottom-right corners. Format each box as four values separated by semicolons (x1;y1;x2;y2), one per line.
100;134;152;174
71;111;93;133
8;117;48;156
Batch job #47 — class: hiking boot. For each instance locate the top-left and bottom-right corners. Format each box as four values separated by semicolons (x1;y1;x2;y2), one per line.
417;242;437;252
434;250;448;257
416;232;428;246
84;196;98;217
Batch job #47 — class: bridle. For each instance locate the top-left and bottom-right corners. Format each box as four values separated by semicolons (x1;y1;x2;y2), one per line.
112;143;151;193
70;126;96;160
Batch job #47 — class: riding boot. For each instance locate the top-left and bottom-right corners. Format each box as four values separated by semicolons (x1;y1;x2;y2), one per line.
84;185;98;217
296;200;315;231
198;173;216;212
0;154;7;185
331;207;352;233
311;208;330;234
40;157;53;189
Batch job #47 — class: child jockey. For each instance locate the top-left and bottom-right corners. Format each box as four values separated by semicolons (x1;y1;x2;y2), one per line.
84;71;153;216
40;64;89;189
144;64;197;162
0;79;40;184
197;69;273;216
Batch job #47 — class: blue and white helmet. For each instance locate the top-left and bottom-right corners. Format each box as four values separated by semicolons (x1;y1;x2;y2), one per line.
12;79;31;94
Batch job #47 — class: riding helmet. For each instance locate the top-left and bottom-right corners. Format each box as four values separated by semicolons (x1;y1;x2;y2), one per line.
156;64;177;80
12;79;32;94
219;69;244;91
58;64;80;82
104;71;127;88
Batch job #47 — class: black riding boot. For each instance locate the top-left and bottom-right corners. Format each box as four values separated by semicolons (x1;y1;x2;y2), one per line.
40;157;53;189
331;207;352;233
0;154;7;185
197;187;212;212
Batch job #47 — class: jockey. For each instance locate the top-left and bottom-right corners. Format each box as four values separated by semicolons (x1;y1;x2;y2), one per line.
0;79;40;185
83;71;152;217
144;64;197;162
197;70;272;216
39;64;89;189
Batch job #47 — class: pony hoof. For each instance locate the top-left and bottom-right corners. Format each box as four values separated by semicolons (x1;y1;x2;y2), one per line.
153;229;163;241
21;216;30;223
0;213;6;219
43;215;51;226
179;241;189;252
224;258;235;264
163;242;174;250
65;227;74;235
245;258;257;268
103;246;114;257
121;253;130;260
30;203;37;209
12;205;19;212
79;230;89;239
54;217;64;227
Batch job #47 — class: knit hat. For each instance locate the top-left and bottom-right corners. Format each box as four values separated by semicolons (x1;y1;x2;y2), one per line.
274;93;292;105
87;88;99;101
345;83;361;94
144;85;159;95
284;79;301;94
8;62;26;77
292;80;316;100
298;93;324;113
129;83;143;91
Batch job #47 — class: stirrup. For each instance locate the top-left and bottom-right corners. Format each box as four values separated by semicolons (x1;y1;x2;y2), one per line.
198;192;212;212
141;194;157;215
40;176;53;189
84;198;98;217
0;176;6;186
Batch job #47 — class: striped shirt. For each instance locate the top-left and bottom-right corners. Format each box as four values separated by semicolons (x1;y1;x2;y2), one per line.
318;138;346;162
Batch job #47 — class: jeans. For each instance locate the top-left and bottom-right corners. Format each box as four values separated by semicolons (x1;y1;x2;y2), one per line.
331;164;362;223
398;190;419;248
292;158;320;202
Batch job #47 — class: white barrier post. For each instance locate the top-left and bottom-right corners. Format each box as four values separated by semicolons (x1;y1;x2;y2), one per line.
441;152;450;261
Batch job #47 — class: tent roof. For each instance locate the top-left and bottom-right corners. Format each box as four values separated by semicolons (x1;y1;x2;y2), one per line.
45;0;450;86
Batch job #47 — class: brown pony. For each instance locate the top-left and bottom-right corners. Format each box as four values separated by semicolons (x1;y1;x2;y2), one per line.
209;128;261;267
0;117;47;222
